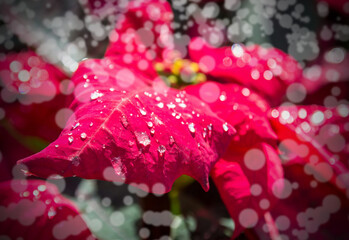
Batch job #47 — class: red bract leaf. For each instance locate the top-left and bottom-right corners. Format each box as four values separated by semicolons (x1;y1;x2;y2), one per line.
0;51;66;105
301;52;349;94
263;164;349;240
0;51;71;141
72;57;150;93
188;37;302;106
212;142;283;238
269;105;349;188
265;105;349;238
0;180;94;240
19;81;235;193
185;81;277;142
104;0;174;79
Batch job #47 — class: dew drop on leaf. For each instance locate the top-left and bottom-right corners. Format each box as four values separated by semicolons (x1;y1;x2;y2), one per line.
157;102;164;108
90;90;104;100
72;122;80;130
140;108;147;116
135;132;151;147
80;132;87;140
121;115;129;128
223;122;229;132
207;124;213;138
203;128;207;139
68;136;74;144
157;145;166;157
188;123;196;134
169;136;175;146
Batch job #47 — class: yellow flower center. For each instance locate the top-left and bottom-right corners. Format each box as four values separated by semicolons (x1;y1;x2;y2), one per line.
154;57;206;88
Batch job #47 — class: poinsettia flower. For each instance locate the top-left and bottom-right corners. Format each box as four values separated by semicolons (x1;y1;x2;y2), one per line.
10;0;348;239
17;0;238;195
0;179;95;240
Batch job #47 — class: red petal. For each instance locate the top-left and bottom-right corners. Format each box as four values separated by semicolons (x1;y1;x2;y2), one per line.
19;80;234;193
188;37;302;105
0;180;94;240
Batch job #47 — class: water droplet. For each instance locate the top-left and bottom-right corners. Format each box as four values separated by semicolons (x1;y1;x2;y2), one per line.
38;185;46;192
223;122;229;132
48;207;57;219
102;144;106;149
110;88;115;92
203;128;207;139
135;132;151;147
169;136;175;146
90;122;93;127
147;122;153;128
80;132;87;140
129;141;135;147
167;103;176;109
157;145;166;157
140;108;147;116
178;103;187;108
188;123;196;134
55;144;59;148
72;122;80;130
150;129;155;136
198;143;201;148
90;90;104;100
72;156;80;166
219;92;227;101
157;102;164;108
68;136;74;144
121;115;129;128
207;124;213;138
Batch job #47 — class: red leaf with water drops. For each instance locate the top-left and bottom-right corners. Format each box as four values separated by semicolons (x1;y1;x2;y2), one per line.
104;0;174;79
19;79;235;193
188;37;302;106
0;179;94;240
